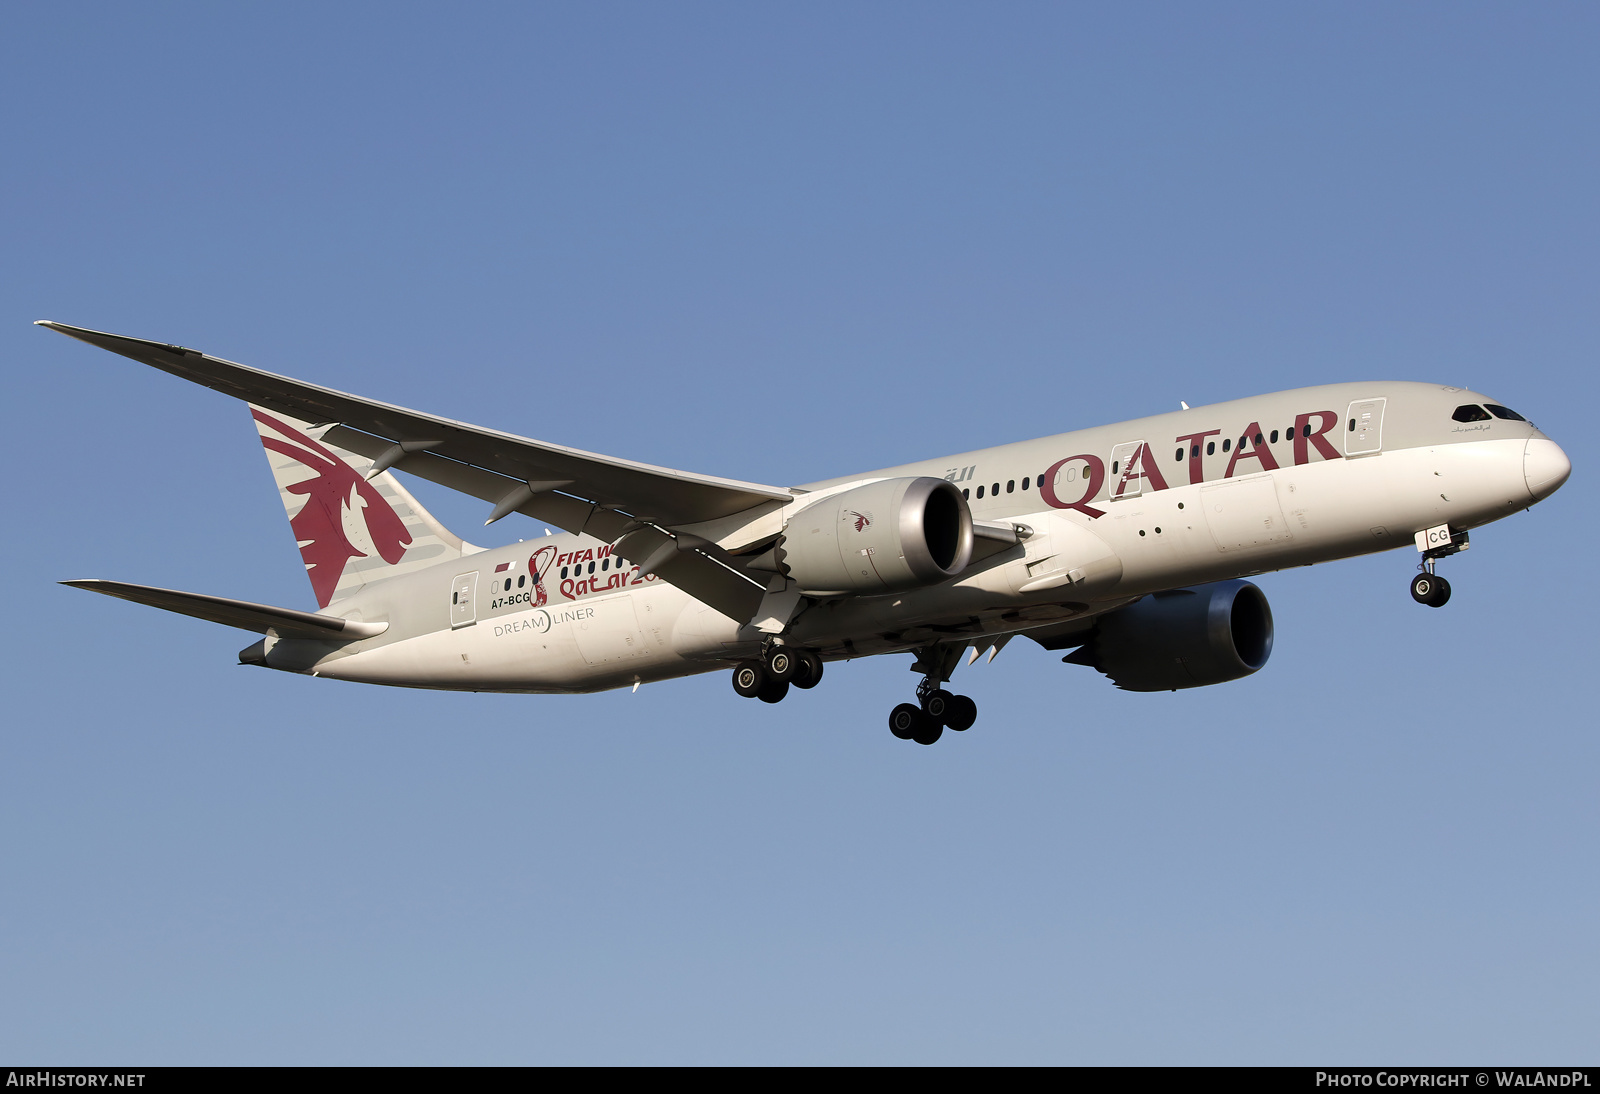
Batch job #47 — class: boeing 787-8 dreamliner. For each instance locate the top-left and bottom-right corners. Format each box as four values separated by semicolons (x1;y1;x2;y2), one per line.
41;321;1571;745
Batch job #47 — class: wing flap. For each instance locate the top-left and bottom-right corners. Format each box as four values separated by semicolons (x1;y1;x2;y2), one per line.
610;526;768;621
62;580;386;640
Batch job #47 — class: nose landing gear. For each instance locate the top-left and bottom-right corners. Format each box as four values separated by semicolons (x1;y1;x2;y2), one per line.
1410;527;1468;608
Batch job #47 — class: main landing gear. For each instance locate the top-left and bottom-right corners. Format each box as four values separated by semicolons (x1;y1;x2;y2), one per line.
888;681;978;746
729;640;980;746
887;646;978;745
1410;528;1469;608
730;645;824;704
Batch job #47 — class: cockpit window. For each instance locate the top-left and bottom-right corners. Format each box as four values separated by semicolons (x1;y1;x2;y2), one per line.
1485;404;1526;422
1452;404;1492;423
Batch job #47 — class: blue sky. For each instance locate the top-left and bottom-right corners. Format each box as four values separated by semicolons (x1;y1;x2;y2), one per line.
2;2;1595;1064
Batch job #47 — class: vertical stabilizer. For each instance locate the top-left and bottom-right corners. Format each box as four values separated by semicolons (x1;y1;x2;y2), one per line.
250;405;478;607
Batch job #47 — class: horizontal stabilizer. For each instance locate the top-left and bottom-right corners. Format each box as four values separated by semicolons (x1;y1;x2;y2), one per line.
61;580;387;641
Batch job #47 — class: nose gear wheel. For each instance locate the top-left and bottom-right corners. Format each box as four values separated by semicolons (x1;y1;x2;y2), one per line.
1410;572;1451;607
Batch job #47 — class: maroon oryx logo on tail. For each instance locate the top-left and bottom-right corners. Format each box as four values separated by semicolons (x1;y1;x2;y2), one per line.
253;410;412;607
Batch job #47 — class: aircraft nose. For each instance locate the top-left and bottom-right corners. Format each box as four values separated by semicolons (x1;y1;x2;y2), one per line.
1524;437;1571;503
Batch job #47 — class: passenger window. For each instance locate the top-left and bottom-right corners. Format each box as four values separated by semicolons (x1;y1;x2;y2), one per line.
962;488;969;500
560;566;568;579
1206;442;1215;456
504;578;512;591
588;562;595;574
976;485;984;499
1222;439;1231;452
1270;430;1279;443
518;575;526;588
1452;405;1492;423
1006;480;1014;493
1254;433;1263;445
1174;448;1183;462
452;592;458;604
991;482;1000;495
1486;404;1526;421
1022;477;1030;490
601;558;609;571
1111;461;1119;475
1191;445;1200;458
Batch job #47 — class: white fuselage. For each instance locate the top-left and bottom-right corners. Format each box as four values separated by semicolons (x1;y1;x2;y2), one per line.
296;381;1565;693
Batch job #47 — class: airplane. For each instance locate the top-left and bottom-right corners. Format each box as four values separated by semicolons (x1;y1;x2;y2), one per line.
39;320;1571;745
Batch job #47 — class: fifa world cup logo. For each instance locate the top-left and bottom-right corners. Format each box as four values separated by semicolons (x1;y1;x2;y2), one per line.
528;544;559;607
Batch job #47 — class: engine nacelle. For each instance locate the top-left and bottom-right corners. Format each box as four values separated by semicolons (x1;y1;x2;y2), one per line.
779;477;973;595
1065;579;1273;691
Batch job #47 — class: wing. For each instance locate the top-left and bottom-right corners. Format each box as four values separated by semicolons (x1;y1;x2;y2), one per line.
40;321;792;619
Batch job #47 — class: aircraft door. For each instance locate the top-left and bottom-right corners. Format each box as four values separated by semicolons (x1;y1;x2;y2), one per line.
1345;398;1386;457
450;571;478;628
1109;441;1144;499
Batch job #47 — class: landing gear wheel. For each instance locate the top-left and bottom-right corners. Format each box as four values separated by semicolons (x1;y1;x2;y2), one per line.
1426;575;1451;607
911;720;944;746
1410;573;1451;607
765;647;797;683
791;650;824;690
889;703;923;740
757;678;790;704
944;694;977;732
923;688;955;723
1409;573;1434;604
732;660;767;698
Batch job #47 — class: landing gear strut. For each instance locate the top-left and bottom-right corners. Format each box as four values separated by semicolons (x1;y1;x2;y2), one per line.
887;645;979;745
1411;528;1468;608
